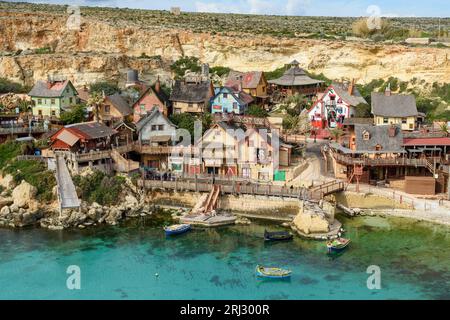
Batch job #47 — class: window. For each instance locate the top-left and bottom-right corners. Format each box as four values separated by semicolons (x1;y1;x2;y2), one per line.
51;110;56;116
362;130;370;141
158;125;164;131
223;93;228;99
104;105;110;113
37;99;42;104
38;110;42;116
383;117;388;124
51;99;55;105
233;102;238;109
409;123;414;129
69;97;73;104
151;125;158;131
140;104;145;112
375;144;382;151
188;103;193;108
402;118;407;124
174;108;182;114
242;168;251;178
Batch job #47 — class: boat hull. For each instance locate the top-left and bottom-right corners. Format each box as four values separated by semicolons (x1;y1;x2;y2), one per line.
327;238;350;253
164;224;191;236
264;230;293;242
255;265;292;279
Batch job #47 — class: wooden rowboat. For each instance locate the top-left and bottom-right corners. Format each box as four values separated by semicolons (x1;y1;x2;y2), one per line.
264;229;293;242
255;265;292;279
326;237;351;253
164;224;191;236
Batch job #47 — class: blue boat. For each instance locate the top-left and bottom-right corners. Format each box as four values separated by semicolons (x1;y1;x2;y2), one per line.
326;238;351;253
164;224;191;236
255;265;291;279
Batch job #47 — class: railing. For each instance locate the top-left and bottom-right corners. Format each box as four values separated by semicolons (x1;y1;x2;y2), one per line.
332;152;429;167
0;126;48;135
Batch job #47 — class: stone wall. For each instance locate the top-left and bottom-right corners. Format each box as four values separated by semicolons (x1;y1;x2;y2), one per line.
332;191;412;209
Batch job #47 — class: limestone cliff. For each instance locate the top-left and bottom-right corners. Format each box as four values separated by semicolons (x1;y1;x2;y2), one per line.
1;11;449;86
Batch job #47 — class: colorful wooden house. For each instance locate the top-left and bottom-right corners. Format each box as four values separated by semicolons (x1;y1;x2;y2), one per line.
268;60;324;99
371;86;418;131
170;80;214;114
132;79;171;122
135;107;178;172
225;71;269;104
210;87;254;115
308;81;368;129
97;93;133;126
28;79;79;118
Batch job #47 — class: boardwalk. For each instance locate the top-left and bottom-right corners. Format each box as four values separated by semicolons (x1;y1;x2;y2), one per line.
55;155;80;209
139;177;344;200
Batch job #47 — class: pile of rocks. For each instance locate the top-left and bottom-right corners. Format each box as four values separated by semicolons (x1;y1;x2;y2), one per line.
0;179;43;228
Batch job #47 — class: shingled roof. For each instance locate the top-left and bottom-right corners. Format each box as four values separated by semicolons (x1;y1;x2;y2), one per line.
226;71;264;90
170;80;212;103
331;82;367;106
65;122;117;139
354;124;405;153
371;92;418;117
29;80;77;98
268;66;324;87
105;93;132;116
135;107;176;132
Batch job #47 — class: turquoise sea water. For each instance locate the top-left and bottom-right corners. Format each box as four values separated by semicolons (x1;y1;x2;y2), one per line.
0;214;449;300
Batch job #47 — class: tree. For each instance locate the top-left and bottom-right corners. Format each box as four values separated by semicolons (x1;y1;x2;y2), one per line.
89;82;119;96
246;104;268;118
283;94;310;116
282;109;311;135
170;56;201;79
169;113;197;141
439;123;449;137
60;105;87;125
328;127;344;142
87;92;104;123
354;103;372;118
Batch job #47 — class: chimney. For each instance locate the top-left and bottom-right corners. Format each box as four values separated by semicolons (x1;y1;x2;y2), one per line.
388;124;396;137
155;76;161;93
385;83;391;96
348;79;355;96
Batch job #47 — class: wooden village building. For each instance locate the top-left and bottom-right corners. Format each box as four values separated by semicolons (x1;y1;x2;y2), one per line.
371;86;419;131
308;81;367;130
330;123;450;195
170;80;214;114
268;60;324;101
97;93;133;126
132;78;171;122
225;71;269;105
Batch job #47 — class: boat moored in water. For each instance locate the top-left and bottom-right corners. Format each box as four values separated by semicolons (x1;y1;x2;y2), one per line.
326;237;351;253
255;265;292;279
264;229;293;242
164;224;191;236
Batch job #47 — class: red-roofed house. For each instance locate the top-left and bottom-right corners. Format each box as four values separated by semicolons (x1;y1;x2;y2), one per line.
225;71;268;104
132;79;171;122
50;122;117;152
29;79;79;119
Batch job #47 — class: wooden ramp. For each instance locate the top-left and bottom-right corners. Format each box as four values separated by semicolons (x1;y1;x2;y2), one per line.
309;180;345;200
55;155;80;210
190;185;221;216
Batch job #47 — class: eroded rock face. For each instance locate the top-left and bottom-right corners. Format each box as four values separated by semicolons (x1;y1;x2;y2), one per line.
0;174;16;190
292;201;331;234
12;180;37;208
1;11;449;87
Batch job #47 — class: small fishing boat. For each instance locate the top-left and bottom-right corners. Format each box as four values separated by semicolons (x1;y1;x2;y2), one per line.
255;265;292;279
264;229;293;242
326;237;351;253
164;224;191;236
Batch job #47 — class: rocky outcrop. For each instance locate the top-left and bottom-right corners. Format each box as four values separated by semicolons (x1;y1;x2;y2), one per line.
0;174;16;190
292;200;341;239
0;11;449;87
12;180;37;208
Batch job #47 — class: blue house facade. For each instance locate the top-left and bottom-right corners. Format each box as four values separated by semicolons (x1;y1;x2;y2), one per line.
210;87;254;115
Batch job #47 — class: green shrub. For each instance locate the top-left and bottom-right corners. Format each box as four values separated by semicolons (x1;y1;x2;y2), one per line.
89;81;120;95
4;160;56;202
0;141;22;170
60;104;87;125
73;171;125;205
0;78;29;94
170;56;201;79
